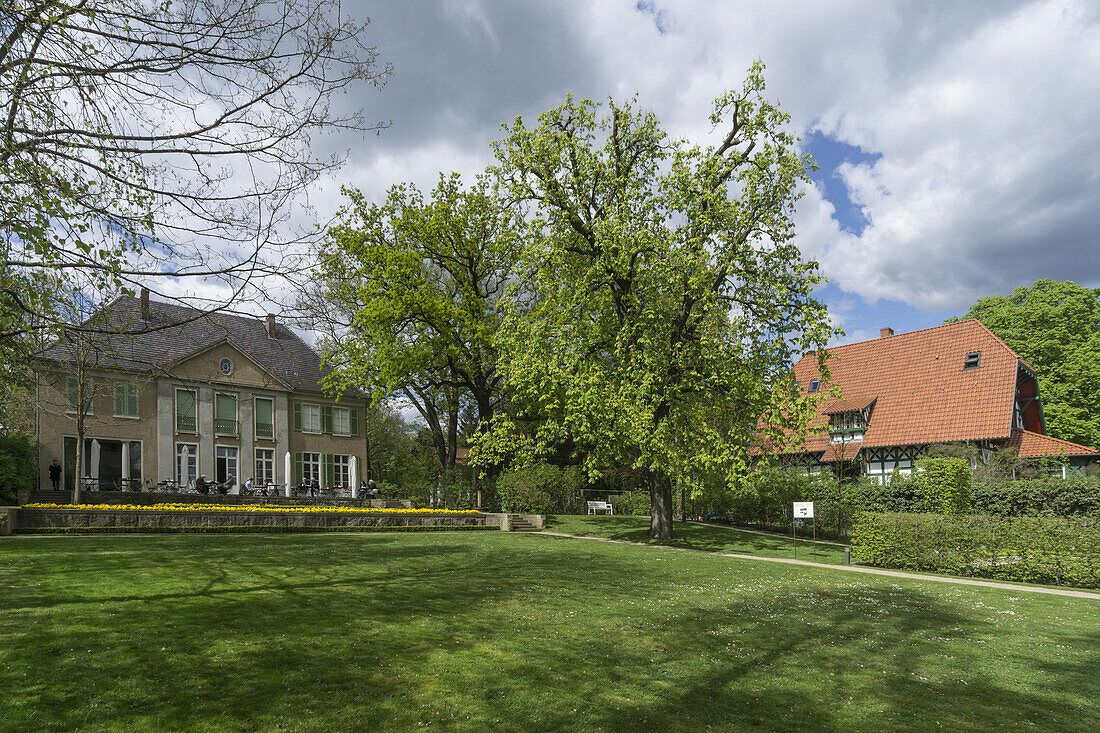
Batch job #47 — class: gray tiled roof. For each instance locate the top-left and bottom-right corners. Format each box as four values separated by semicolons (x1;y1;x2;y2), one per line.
38;296;329;393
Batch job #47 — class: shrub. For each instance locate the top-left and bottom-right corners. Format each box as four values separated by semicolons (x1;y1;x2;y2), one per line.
0;434;34;504
851;512;1100;588
971;476;1100;517
611;490;650;516
496;465;558;514
497;463;590;514
915;457;971;514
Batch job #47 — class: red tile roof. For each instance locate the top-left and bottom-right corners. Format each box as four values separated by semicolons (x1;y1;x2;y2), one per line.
822;396;877;414
820;442;863;462
1007;429;1099;458
759;320;1026;456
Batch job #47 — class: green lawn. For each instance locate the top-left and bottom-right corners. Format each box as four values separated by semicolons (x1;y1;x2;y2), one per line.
2;532;1098;731
548;514;848;564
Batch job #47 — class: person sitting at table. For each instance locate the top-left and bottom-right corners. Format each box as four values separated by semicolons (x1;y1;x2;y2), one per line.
366;478;379;497
195;474;208;494
309;477;319;497
244;476;253;493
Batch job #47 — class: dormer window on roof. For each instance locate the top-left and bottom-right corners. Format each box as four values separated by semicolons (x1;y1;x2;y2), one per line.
964;351;981;370
830;411;865;432
808;379;820;394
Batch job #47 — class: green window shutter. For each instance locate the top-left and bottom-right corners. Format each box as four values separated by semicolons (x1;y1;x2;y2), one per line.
294;452;304;485
293;402;302;431
322;454;334;488
349;408;359;436
113;384;124;416
321;405;333;434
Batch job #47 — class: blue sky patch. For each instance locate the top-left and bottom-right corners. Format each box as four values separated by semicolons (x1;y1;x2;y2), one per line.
804;130;881;236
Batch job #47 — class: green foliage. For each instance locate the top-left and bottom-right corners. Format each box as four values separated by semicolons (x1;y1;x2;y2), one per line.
971;476;1100;517
0;433;34;504
477;63;838;538
496;463;589;514
915;457;971;514
316;174;517;468
954;279;1100;447
851;512;1100;588
611;491;651;517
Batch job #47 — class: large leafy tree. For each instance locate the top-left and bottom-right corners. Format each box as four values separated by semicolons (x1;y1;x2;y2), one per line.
483;63;836;539
310;174;520;472
1;0;389;346
955;279;1100;447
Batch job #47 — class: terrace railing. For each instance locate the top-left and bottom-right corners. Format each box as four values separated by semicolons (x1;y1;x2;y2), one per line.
215;418;238;436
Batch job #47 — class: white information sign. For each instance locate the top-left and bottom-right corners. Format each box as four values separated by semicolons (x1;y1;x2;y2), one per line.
793;501;814;519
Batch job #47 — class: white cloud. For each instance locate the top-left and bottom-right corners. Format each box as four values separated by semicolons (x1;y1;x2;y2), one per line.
198;0;1100;318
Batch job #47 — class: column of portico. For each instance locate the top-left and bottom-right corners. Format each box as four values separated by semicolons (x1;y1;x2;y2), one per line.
156;381;175;483
198;387;214;481
275;393;290;488
239;392;253;487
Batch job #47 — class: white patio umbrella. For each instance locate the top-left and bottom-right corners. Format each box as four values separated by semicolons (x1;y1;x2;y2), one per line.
180;445;190;488
121;442;131;482
284;451;292;497
350;456;359;499
89;439;101;486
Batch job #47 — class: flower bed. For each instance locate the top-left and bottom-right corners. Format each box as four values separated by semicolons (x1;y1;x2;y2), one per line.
24;502;478;515
15;504;488;533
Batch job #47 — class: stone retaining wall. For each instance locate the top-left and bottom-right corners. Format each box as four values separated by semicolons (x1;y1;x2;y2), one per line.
14;507;487;531
24;490;412;510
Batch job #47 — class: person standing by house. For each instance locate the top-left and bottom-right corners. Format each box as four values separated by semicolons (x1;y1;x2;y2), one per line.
48;460;62;491
309;477;320;497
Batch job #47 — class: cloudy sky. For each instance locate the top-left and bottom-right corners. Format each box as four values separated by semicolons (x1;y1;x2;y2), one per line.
303;0;1100;344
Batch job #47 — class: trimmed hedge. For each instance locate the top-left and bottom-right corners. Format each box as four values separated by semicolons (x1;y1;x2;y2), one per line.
14;524;499;535
971;476;1100;517
851;512;1100;588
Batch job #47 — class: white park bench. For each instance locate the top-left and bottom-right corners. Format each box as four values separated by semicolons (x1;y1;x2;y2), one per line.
587;500;614;515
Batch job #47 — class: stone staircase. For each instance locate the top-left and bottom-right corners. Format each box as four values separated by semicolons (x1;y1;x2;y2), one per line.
507;515;541;532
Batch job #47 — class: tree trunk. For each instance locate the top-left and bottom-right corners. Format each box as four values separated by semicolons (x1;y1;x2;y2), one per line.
73;421;83;505
648;469;674;540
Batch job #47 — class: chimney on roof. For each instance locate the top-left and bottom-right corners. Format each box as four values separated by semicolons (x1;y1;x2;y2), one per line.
880;326;894;339
140;288;150;321
266;313;277;339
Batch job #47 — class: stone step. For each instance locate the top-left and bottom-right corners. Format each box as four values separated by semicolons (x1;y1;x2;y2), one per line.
509;516;540;532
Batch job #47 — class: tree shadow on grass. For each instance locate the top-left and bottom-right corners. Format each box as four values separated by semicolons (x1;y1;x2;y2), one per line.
546;515;845;564
1;534;1097;731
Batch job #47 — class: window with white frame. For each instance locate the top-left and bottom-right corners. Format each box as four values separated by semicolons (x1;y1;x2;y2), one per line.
65;376;93;414
176;389;197;432
302;404;321;433
113;383;139;418
255;397;274;438
334;454;350;487
255;449;275;485
302;452;320;482
333;407;351;436
176;442;198;486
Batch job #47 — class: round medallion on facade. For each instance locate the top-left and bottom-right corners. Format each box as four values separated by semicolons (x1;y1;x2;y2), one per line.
219;357;234;376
